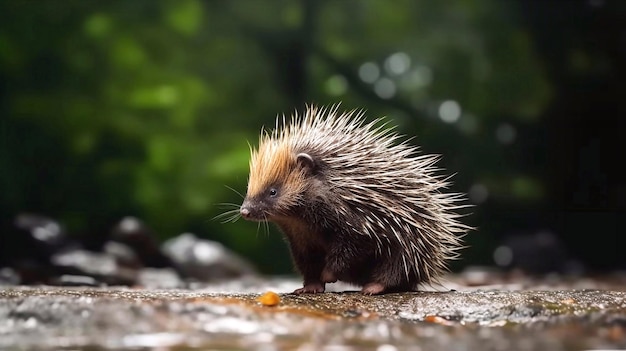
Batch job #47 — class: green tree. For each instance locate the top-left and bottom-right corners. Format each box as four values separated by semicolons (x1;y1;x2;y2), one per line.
0;0;550;273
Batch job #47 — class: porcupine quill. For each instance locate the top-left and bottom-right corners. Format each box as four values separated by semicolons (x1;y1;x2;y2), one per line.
239;104;470;294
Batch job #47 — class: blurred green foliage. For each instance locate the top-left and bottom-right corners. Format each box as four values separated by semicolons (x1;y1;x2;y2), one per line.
1;0;553;273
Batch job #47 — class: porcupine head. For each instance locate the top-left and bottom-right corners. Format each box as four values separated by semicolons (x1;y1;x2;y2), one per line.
240;105;468;295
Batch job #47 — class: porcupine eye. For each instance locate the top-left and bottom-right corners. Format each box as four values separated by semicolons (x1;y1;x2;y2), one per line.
268;188;278;198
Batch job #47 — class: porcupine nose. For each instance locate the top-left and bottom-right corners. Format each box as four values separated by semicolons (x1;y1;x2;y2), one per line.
240;207;250;218
240;203;252;219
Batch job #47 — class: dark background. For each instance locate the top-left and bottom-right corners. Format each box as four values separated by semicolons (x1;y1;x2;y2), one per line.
1;0;624;275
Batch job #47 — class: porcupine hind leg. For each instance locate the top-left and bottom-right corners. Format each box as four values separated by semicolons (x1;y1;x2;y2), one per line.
360;282;385;295
364;250;417;294
324;232;381;291
360;262;395;295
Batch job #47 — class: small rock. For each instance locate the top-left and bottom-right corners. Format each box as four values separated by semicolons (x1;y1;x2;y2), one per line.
162;233;256;281
50;249;136;285
110;216;175;268
103;241;141;269
52;249;118;276
424;315;456;326
137;268;185;289
3;214;76;284
15;213;66;248
0;267;21;285
460;266;500;286
52;275;100;287
8;213;68;264
257;291;281;306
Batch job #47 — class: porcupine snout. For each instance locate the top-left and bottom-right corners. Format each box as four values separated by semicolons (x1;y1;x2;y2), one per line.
240;200;264;221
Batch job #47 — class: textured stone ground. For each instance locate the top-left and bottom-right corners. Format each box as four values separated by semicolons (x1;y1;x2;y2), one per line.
2;277;626;350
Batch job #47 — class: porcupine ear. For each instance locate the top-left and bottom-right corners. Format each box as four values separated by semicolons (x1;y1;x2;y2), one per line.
296;153;317;174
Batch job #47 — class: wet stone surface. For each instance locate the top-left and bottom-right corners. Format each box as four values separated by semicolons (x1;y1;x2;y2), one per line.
1;278;626;350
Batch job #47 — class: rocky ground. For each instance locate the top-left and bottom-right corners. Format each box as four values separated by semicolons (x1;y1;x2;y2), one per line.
2;214;626;350
2;276;626;351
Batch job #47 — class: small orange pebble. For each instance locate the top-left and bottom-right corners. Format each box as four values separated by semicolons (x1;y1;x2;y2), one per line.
257;291;281;307
560;298;576;304
424;315;455;326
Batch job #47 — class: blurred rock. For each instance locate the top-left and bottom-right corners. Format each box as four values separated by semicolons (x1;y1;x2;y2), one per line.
52;249;117;276
1;213;76;284
15;213;66;246
0;268;20;286
137;268;185;289
1;214;259;287
103;241;141;269
9;213;68;264
50;249;136;286
51;274;100;287
162;233;256;281
110;216;175;268
460;266;502;286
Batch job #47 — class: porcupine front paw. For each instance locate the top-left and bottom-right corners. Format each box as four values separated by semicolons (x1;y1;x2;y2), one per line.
293;282;325;294
361;282;386;295
320;268;337;283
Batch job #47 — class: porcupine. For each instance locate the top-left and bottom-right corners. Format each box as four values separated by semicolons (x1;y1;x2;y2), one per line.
239;105;469;294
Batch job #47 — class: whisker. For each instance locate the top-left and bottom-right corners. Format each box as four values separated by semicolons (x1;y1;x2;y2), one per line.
227;213;242;223
263;215;270;237
212;209;242;223
215;202;242;210
224;185;245;199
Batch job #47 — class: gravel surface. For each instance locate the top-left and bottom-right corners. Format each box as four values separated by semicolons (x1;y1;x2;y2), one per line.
1;278;626;350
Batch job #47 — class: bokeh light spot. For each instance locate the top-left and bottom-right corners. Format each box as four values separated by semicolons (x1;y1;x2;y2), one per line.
438;100;461;123
120;216;141;233
325;75;348;96
407;65;433;88
384;52;411;75
374;78;396;99
358;62;380;83
493;246;513;267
